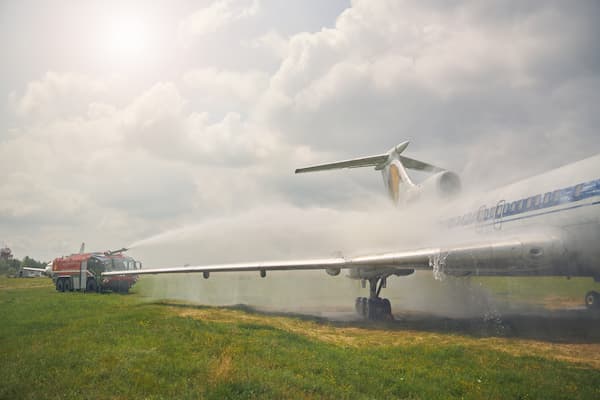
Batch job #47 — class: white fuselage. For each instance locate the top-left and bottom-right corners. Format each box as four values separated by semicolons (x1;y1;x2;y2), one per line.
439;154;600;277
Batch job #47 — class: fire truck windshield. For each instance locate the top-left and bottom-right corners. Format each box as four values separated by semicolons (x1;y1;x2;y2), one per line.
98;257;139;272
111;257;138;271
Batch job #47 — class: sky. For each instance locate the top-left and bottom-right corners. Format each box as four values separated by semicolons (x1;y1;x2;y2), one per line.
1;0;599;263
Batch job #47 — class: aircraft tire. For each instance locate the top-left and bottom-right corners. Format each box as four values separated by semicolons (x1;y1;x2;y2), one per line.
360;297;368;318
585;291;600;310
366;299;376;320
63;278;72;292
382;298;392;315
56;278;65;292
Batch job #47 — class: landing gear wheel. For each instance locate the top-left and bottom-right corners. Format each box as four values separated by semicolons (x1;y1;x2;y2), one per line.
86;278;97;293
365;299;372;319
353;277;395;320
56;279;65;292
382;298;392;316
360;297;367;318
367;298;379;320
585;291;600;310
63;279;72;292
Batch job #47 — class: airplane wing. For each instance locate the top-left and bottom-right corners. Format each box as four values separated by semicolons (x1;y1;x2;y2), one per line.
102;233;564;278
22;267;47;273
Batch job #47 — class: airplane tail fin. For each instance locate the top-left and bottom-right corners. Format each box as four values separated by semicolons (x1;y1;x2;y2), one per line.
295;141;445;204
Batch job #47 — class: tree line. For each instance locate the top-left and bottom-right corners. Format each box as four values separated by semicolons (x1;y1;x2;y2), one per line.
0;256;47;276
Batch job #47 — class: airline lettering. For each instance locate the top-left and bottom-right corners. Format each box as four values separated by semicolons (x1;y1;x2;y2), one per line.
446;178;600;228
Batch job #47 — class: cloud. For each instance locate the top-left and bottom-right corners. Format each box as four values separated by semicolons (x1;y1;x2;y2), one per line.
2;0;599;264
1;77;312;241
257;0;600;184
244;30;289;60
182;67;268;104
10;71;110;120
118;82;284;167
178;0;260;40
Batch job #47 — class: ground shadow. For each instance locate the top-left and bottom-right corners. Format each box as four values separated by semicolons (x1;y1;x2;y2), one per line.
154;300;600;344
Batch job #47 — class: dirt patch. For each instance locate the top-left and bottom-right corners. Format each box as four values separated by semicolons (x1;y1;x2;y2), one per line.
539;295;584;310
211;350;233;383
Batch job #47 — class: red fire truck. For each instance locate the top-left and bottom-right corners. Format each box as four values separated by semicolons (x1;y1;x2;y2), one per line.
50;248;141;293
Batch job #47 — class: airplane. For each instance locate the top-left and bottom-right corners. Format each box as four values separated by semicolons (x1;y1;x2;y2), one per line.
103;141;600;319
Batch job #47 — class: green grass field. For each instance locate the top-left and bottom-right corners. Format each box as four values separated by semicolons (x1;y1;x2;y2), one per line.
1;276;600;399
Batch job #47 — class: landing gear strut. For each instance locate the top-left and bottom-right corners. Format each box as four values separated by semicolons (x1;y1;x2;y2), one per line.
354;277;393;320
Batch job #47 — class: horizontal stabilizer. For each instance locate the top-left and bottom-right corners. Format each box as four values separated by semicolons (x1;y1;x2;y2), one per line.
399;156;444;173
295;154;389;174
295;154;444;174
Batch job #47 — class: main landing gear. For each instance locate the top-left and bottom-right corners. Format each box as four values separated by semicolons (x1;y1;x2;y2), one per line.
355;277;393;320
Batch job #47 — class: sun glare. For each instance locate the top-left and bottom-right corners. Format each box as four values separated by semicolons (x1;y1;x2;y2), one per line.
105;17;148;58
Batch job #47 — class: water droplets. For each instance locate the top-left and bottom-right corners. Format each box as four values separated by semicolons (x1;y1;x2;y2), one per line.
429;251;448;281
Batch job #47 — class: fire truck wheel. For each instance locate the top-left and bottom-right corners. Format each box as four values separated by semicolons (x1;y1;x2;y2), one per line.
56;279;65;292
63;278;72;292
86;278;97;293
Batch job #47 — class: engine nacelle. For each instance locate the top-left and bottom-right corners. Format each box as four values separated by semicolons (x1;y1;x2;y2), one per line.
417;171;461;199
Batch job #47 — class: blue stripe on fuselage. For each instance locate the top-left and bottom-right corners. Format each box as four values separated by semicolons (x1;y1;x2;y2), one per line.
445;178;600;229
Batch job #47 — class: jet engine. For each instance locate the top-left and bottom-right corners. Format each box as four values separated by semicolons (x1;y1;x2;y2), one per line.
418;171;461;199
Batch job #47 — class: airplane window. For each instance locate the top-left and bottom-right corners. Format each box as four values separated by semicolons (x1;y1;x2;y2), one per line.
543;192;552;205
525;197;533;210
517;199;525;212
552;190;561;203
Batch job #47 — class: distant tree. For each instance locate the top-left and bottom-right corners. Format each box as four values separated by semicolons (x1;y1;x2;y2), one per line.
21;256;46;269
0;258;22;276
0;256;47;276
